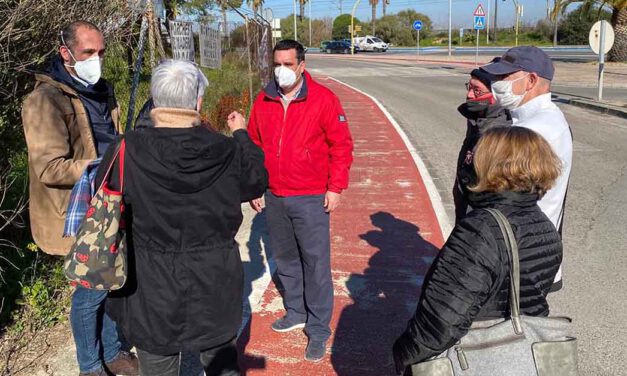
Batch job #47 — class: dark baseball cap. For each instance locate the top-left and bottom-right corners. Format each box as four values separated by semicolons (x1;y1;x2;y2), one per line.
480;46;555;81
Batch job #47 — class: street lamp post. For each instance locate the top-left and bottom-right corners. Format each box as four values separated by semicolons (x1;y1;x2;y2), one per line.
511;0;522;46
448;0;452;56
294;0;298;41
493;0;498;42
486;0;491;43
350;0;362;55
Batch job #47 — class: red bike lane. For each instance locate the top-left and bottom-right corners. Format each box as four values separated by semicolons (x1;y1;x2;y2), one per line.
237;76;447;375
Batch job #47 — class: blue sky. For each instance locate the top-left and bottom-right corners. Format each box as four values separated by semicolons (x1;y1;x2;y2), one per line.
252;0;570;30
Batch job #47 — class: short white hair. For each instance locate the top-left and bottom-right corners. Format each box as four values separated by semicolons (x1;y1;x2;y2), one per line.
150;60;209;109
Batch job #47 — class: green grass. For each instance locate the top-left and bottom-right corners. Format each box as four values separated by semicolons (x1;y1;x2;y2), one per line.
399;30;553;48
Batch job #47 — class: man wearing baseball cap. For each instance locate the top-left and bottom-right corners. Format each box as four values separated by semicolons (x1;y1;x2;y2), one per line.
481;46;572;291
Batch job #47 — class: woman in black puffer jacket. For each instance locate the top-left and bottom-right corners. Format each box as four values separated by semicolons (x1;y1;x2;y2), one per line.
393;126;563;375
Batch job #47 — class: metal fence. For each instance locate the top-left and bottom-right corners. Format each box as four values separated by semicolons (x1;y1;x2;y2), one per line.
120;3;273;132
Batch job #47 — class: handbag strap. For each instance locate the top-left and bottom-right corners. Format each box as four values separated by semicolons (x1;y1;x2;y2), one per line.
96;141;123;193
484;208;524;336
119;139;126;191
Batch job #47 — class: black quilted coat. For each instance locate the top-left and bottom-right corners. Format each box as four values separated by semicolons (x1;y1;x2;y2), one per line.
393;191;562;373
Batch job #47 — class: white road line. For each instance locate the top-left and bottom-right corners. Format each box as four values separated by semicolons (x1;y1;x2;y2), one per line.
327;77;454;239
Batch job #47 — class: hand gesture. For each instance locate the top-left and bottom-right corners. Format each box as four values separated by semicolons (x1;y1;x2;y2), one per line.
227;111;246;131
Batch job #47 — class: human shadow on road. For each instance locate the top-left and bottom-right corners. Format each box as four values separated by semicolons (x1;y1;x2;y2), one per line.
331;211;439;376
236;211;269;375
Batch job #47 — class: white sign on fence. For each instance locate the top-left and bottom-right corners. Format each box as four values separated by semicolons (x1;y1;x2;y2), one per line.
199;23;221;69
169;20;195;61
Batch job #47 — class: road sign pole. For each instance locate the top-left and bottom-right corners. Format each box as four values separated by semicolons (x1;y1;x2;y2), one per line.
598;21;606;101
417;29;420;56
476;29;480;66
309;0;312;47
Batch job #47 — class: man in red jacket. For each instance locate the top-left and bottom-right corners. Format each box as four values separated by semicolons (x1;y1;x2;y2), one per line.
248;40;353;362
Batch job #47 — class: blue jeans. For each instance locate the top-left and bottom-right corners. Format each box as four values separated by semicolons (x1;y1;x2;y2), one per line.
70;286;121;373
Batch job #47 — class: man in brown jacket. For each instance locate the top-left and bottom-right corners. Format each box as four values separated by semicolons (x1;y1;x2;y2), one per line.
22;21;137;376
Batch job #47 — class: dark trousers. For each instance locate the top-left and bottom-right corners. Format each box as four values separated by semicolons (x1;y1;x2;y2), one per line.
137;340;240;376
265;191;332;342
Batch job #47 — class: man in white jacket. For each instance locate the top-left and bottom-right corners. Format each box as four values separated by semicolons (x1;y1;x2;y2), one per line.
481;46;573;291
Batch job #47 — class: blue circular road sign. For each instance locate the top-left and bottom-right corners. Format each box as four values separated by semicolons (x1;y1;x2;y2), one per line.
413;20;423;31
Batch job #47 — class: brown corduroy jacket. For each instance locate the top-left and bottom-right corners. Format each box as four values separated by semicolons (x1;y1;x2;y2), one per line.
21;73;121;255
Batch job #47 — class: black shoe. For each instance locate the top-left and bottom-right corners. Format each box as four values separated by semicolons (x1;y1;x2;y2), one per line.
304;340;326;362
271;316;306;333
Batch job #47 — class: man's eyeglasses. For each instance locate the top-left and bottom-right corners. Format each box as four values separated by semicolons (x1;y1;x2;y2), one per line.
465;82;490;97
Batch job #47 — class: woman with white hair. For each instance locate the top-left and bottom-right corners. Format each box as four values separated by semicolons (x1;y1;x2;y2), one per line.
95;59;268;376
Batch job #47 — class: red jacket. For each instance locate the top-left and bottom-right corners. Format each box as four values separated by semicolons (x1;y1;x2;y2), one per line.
248;72;353;196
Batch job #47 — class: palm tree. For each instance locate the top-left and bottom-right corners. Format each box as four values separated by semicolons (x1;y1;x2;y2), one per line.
607;0;626;61
553;0;626;61
220;0;243;44
247;0;264;16
370;0;379;34
300;0;308;21
550;0;568;47
382;0;389;17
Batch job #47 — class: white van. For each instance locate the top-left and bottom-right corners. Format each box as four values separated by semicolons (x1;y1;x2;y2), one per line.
353;35;388;52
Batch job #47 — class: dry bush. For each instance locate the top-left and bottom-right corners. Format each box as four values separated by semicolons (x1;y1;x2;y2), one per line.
0;0;143;96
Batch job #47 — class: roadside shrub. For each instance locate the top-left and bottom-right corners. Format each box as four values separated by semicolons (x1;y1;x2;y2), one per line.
558;5;611;45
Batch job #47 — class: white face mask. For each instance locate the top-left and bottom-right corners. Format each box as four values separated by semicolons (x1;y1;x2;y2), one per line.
274;65;300;89
62;38;103;85
491;74;529;110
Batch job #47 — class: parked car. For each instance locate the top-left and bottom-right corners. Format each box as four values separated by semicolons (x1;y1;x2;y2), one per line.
353;35;388;52
320;40;331;53
341;39;360;52
324;41;354;54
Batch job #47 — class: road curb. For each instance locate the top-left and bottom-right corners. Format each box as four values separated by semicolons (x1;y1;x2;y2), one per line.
565;98;627;119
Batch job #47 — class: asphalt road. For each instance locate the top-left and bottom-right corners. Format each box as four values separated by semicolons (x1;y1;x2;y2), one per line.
307;55;627;375
309;46;598;62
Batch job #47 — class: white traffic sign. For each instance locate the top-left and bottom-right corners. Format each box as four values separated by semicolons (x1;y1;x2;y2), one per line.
589;20;615;55
262;9;274;23
474;4;486;16
474;16;486;30
413;20;423;31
